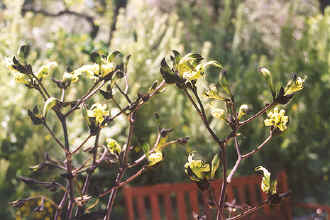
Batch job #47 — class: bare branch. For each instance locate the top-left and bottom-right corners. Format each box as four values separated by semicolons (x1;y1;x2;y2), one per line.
242;129;273;159
22;6;99;39
239;102;276;128
227;136;242;183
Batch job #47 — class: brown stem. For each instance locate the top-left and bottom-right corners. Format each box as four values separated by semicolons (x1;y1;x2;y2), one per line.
239;102;276;128
75;131;100;217
228;202;268;220
115;83;131;103
111;97;123;111
103;113;135;220
22;7;99;38
185;86;227;219
57;113;75;219
227;136;241;183
71;134;93;155
54;190;68;220
99;166;146;198
242;130;273;159
43;121;65;151
64;80;105;117
61;88;65;102
128;132;161;168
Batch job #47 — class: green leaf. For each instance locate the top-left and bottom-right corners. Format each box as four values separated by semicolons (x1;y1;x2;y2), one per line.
160;58;178;84
259;67;276;98
82;104;91;127
17;44;30;61
255;166;273;194
107;50;123;65
142;143;151;155
202;87;226;101
211;153;220;179
219;70;232;96
43;97;57;117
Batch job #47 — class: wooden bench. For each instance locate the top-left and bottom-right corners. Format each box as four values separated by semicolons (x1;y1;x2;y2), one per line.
123;172;329;220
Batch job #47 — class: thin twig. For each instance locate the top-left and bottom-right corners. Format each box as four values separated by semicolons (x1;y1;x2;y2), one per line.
227;202;268;220
43;121;66;151
54;190;68;220
71;134;93;155
227;136;242;183
128;132;161;168
99;166;147;198
22;7;99;38
115;83;132;103
104;113;135;220
242;129;273;159
111;97;123;111
64;80;105;117
239;102;276;128
61;88;65;102
75;131;100;216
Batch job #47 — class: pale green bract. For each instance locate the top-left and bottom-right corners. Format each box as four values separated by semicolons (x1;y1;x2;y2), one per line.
184;152;210;182
238;104;249;120
87;104;110;125
255;166;277;195
43;97;57;117
264;107;288;131
107;138;121;155
177;53;222;81
147;151;163;166
284;76;306;96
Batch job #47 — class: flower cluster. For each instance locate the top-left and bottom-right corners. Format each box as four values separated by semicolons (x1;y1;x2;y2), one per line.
106;138;121;156
73;63;115;80
255;166;277;195
284;76;306;96
238;104;248;120
147;151;163;166
87;104;109;125
184;152;211;182
177;53;222;81
160;51;222;84
264;107;288;131
36;62;58;79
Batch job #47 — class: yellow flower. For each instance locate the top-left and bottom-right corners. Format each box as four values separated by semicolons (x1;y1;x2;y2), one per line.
74;64;99;79
284;76;306;96
177;53;221;81
148;151;163;166
14;72;30;85
107;138;121;155
255;166;277;195
100;62;116;77
87;104;109;125
184;152;210;181
36;61;58;79
238;104;248;120
211;108;225;120
264;107;288;131
73;62;116;79
63;72;79;83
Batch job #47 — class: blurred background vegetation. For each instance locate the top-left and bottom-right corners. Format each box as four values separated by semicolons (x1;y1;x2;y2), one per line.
0;0;329;219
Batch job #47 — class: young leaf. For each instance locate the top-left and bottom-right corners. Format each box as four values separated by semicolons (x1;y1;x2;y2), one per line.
43;97;57;117
211;153;220;179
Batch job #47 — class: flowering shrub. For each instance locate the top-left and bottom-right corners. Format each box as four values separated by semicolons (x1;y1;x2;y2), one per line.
160;50;305;219
7;44;304;220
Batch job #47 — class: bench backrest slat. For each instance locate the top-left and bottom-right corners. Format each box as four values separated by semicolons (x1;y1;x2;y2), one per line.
136;196;147;220
177;191;188;220
163;193;174;220
189;190;199;215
